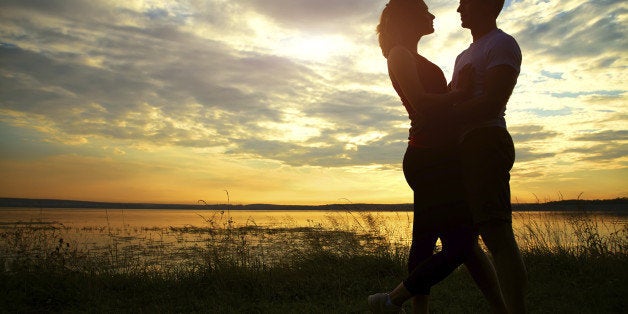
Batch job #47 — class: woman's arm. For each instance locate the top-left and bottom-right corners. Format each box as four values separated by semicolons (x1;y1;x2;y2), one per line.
387;46;470;115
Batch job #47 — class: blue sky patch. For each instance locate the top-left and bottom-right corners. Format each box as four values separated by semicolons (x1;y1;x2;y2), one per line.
541;70;563;79
527;107;573;117
0;42;18;49
550;90;624;98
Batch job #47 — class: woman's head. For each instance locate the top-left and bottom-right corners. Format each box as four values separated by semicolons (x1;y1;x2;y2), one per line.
377;0;434;57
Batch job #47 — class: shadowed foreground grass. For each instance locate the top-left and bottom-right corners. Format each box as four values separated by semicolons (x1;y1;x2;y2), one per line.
1;212;626;313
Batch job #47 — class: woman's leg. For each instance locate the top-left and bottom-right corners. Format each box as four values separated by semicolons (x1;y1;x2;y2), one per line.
400;223;475;299
403;146;440;313
406;230;438;314
398;146;473;308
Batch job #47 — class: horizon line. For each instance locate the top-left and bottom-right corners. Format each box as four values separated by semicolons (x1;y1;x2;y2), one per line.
1;196;627;208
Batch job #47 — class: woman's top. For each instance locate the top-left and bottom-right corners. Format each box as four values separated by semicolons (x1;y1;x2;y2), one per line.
391;53;458;148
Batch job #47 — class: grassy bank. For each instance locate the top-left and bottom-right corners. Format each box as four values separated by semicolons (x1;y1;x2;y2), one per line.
1;212;626;313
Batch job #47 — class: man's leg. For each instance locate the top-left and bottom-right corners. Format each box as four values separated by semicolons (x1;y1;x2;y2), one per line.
410;295;429;314
460;127;524;313
464;242;508;313
478;220;527;314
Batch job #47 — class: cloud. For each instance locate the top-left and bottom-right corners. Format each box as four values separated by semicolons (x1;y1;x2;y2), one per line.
0;0;411;168
241;0;383;32
514;147;555;163
510;125;560;143
512;0;626;60
1;2;339;152
0;0;626;203
563;142;628;162
572;130;628;142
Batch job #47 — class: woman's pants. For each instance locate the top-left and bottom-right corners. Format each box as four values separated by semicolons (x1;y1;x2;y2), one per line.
402;145;477;295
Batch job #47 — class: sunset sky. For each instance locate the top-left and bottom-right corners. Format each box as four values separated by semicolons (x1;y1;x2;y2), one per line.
0;0;626;205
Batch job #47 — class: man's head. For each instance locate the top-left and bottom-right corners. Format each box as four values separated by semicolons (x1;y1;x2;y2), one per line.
457;0;505;29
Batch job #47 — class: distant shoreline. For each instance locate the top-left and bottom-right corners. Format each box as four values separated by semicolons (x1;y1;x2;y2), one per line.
1;197;627;212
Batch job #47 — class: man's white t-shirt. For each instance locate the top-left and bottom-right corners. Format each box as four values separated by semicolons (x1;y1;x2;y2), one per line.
451;28;522;135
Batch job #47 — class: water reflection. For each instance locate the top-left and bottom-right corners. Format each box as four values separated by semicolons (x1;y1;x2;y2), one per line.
1;208;626;272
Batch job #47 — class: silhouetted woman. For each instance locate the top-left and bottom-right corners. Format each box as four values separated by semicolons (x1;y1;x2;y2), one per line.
368;0;506;313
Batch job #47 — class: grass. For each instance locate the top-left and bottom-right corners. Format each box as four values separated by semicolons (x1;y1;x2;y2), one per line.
0;210;626;313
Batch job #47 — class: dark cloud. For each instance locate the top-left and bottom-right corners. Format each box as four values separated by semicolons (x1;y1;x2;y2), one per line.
512;171;545;178
510;125;560;143
233;133;406;168
514;1;627;62
0;45;150;116
563;142;628;162
572;130;628;142
305;89;401;130
1;0;111;19
0;35;324;147
515;147;555;163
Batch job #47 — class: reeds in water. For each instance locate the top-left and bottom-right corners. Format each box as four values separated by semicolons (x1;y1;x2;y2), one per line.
0;209;626;312
2;210;626;274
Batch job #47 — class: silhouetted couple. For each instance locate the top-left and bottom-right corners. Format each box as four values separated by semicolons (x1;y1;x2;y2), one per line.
368;0;527;313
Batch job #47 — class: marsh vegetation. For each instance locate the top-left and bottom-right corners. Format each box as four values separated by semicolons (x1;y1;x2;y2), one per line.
0;207;626;312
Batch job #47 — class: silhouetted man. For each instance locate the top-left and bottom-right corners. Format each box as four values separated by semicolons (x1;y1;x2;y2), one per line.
450;0;527;313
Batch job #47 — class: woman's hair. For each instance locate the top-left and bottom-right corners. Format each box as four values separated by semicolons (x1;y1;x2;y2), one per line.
376;0;426;58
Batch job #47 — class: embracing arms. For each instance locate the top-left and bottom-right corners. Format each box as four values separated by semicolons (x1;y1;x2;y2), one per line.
387;46;471;115
451;64;518;123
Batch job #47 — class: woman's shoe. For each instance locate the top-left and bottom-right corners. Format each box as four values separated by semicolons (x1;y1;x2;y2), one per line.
367;293;405;313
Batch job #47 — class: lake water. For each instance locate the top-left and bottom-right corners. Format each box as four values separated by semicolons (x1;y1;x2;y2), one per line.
1;208;626;271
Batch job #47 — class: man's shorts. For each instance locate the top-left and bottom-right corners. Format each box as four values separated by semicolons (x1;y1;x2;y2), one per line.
459;127;515;225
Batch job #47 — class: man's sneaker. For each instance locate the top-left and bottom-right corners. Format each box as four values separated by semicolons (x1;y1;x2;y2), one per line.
367;293;405;313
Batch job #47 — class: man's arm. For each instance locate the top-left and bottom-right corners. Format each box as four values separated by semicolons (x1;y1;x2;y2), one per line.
452;64;518;123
